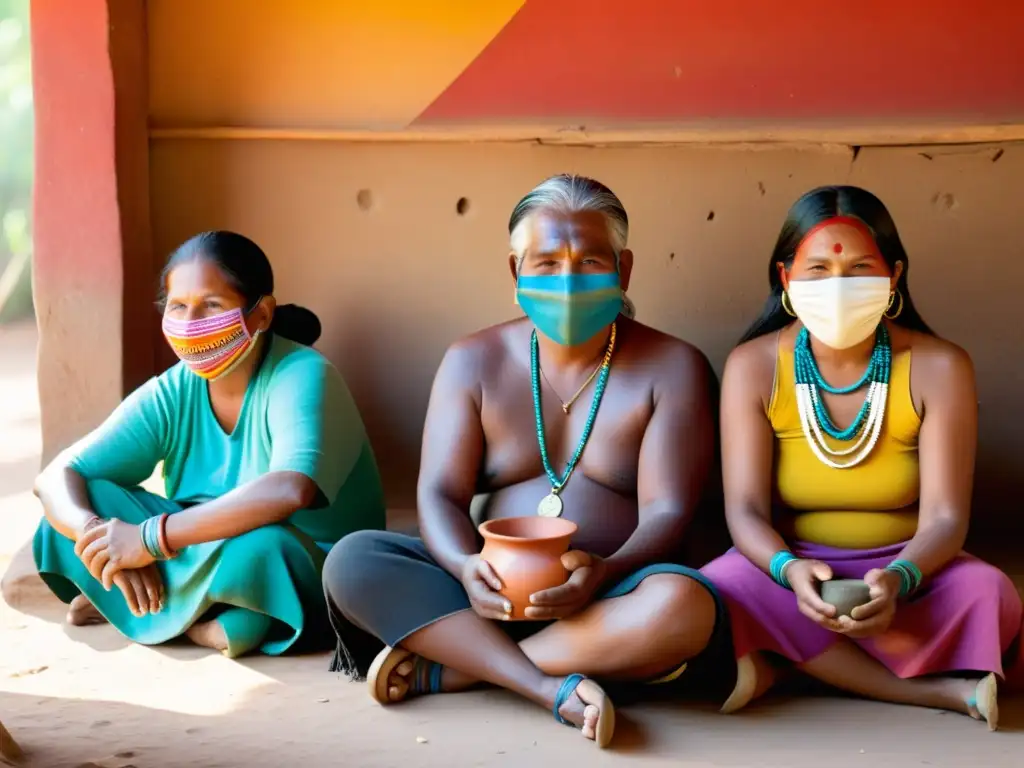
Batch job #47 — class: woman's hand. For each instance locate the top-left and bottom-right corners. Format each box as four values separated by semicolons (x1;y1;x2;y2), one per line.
786;559;841;630
75;518;155;590
460;555;512;620
525;551;606;621
112;565;165;617
835;568;900;638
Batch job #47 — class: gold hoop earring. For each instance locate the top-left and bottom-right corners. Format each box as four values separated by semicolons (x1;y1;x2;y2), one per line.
884;288;904;320
781;291;797;318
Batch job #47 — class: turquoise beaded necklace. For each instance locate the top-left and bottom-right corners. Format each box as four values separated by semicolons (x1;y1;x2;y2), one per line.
794;324;891;440
531;323;616;517
794;323;891;468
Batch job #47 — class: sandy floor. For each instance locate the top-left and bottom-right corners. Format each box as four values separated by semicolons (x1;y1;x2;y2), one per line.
1;320;1022;768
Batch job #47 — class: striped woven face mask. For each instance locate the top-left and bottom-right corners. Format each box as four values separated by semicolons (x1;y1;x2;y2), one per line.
162;304;261;381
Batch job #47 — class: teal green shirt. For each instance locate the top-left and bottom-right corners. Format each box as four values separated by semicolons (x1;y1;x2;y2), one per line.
66;335;385;546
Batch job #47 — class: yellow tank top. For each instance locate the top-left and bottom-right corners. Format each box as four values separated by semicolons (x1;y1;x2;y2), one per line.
769;341;921;548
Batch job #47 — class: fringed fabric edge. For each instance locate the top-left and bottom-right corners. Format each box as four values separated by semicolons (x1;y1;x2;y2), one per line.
325;585;384;681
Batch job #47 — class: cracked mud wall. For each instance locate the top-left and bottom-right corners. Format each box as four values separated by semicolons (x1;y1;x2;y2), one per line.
147;140;1024;537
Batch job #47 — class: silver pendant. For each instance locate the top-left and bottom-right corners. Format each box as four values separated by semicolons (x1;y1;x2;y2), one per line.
537;493;564;518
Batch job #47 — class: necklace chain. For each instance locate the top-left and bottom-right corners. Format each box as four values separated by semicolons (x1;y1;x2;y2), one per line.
538;356;604;413
532;324;617;494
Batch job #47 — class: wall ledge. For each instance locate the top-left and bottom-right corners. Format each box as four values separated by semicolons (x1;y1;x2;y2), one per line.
149;122;1024;148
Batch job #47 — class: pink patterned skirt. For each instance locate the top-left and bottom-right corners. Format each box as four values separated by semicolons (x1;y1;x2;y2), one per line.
701;541;1023;679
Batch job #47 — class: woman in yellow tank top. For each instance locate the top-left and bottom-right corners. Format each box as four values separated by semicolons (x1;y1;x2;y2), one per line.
702;186;1022;729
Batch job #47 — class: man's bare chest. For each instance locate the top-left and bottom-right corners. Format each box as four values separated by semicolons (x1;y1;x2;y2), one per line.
476;377;652;494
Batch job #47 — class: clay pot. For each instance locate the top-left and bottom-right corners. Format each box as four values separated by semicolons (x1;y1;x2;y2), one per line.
478;516;578;621
820;579;872;618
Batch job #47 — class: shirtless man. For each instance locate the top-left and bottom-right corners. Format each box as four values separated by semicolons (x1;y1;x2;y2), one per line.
323;174;723;747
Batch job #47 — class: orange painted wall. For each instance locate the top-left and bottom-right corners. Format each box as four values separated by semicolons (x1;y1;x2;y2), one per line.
148;0;525;130
148;0;1024;131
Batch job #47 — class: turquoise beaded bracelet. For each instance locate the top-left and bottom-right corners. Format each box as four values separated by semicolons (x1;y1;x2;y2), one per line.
140;515;168;561
885;558;923;597
769;550;799;589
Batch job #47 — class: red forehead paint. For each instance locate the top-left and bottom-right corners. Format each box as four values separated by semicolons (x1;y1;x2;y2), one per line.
796;215;880;258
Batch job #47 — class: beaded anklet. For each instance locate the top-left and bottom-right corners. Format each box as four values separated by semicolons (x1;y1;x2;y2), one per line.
770;550;799;589
884;559;922;597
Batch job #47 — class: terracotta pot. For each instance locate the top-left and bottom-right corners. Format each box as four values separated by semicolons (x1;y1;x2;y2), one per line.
819;579;872;618
478;516;578;621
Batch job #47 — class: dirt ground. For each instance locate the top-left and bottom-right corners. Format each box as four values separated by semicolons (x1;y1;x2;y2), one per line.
1;320;1022;768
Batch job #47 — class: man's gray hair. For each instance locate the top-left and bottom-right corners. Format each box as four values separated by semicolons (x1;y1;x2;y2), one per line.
508;174;635;317
508;174;628;261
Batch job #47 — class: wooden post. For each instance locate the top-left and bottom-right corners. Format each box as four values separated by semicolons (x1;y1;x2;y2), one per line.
31;0;154;465
0;719;23;764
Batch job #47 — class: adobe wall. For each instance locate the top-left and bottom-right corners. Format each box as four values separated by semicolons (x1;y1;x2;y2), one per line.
149;139;1024;534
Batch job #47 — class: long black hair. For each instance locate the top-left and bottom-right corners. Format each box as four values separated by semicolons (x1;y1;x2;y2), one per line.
159;231;321;346
740;186;934;343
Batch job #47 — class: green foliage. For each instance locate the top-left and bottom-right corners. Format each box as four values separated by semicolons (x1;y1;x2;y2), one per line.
0;0;32;323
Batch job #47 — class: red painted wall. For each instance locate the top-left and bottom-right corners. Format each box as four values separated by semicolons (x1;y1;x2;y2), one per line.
32;0;119;279
31;0;125;460
31;0;152;462
417;0;1024;125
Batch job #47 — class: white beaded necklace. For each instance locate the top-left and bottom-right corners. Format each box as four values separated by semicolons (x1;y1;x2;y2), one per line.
796;381;888;469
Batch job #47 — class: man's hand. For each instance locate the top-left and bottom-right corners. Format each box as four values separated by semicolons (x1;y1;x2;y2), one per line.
525;551;606;620
461;555;512;620
75;518;156;589
112;565;165;617
834;568;900;638
786;559;842;631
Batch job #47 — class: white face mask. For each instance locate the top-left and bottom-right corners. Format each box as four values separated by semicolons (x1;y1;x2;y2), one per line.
787;276;891;350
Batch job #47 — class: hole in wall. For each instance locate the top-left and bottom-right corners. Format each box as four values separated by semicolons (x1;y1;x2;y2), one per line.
456;197;471;216
356;189;373;211
706;211;715;221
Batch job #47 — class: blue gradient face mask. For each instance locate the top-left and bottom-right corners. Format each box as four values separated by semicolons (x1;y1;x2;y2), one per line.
516;272;623;346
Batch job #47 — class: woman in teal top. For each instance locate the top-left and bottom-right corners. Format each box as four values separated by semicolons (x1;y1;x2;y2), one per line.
33;231;385;657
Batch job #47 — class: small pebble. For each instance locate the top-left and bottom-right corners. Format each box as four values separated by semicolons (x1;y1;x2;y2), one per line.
317;698;329;703
416;736;429;744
